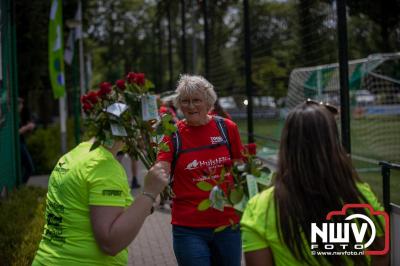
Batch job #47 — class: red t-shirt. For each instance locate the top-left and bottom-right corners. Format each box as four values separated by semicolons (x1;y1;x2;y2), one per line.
157;118;243;228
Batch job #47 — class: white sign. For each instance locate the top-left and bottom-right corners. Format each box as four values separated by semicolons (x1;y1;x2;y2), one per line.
110;123;127;137
141;94;159;121
105;102;128;117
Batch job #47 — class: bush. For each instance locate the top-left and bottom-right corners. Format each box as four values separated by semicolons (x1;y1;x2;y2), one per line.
26;119;78;174
0;186;47;266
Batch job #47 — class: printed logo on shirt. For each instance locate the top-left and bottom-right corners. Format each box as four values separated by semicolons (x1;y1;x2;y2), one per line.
210;136;224;144
185;156;230;171
185;160;199;170
54;161;69;174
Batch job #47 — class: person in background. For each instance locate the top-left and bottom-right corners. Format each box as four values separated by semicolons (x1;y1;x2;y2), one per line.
156;74;244;266
208;100;232;120
241;101;389;266
116;152;141;189
18;97;35;184
159;98;179;123
158;97;179;209
130;159;141;188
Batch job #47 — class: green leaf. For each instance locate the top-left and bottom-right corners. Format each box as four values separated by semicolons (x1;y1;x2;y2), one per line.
144;79;155;91
197;199;211;211
161;113;172;123
229;188;244;204
214;225;227;233
159;142;170;152
219;167;226;183
196;181;213;191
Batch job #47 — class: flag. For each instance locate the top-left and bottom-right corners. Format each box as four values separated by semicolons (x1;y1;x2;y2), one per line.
64;2;82;65
49;0;65;98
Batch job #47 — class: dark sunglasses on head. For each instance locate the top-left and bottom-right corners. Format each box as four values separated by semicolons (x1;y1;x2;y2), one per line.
305;98;339;115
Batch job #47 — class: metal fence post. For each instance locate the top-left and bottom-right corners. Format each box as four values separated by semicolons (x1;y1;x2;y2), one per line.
181;0;187;73
243;0;254;144
202;0;209;79
336;0;351;153
167;2;173;90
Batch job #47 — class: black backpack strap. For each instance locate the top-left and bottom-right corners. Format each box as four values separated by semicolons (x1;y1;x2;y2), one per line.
170;130;181;186
214;116;232;159
169;117;231;187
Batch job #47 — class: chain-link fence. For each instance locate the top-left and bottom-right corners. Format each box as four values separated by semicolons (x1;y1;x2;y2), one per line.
0;0;21;193
145;0;399;167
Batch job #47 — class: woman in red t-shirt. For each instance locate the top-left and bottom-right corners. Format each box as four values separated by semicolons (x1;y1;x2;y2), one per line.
156;74;244;266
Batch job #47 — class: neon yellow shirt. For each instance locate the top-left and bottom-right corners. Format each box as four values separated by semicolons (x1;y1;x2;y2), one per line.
241;182;385;266
33;142;133;266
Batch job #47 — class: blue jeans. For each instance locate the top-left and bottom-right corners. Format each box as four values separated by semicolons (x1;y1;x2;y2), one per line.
172;225;242;266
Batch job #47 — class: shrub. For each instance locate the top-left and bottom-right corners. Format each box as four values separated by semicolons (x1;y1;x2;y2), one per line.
0;186;47;266
26;119;78;174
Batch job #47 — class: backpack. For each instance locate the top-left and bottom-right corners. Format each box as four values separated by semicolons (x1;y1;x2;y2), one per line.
169;116;232;188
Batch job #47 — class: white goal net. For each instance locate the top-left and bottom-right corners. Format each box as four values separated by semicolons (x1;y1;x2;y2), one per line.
287;53;400;168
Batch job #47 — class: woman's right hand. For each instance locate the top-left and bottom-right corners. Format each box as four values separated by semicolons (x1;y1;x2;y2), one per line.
143;161;170;196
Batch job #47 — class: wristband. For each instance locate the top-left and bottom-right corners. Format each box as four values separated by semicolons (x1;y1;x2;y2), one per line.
141;191;155;214
141;191;156;202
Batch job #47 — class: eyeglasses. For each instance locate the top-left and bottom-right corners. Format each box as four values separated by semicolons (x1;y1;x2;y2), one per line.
305;98;339;115
180;98;204;107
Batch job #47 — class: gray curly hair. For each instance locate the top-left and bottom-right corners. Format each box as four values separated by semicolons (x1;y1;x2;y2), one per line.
174;74;217;110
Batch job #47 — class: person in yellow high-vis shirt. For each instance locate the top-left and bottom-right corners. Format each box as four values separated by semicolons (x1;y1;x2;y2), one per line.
32;139;168;266
241;101;389;266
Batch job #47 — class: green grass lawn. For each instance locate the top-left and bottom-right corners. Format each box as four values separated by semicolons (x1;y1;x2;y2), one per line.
234;117;400;205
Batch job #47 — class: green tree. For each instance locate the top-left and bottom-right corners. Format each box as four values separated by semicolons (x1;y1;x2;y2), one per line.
347;0;400;52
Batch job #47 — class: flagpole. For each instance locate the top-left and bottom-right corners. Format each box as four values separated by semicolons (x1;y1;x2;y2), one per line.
77;0;86;99
59;96;68;153
49;0;68;154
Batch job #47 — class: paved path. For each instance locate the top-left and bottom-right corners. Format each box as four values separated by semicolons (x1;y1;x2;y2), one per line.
120;155;178;266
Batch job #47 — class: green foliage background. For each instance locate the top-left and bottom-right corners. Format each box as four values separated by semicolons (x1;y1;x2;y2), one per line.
0;186;46;266
14;0;400;126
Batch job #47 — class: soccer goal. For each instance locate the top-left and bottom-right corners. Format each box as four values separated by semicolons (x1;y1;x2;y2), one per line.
287;53;400;171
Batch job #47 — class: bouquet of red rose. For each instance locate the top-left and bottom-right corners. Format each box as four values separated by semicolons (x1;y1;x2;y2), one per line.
196;143;274;216
80;72;176;169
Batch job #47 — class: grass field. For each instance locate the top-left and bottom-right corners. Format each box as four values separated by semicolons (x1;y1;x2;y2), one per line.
234;118;400;205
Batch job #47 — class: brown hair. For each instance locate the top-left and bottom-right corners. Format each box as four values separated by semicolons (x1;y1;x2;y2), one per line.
274;103;378;265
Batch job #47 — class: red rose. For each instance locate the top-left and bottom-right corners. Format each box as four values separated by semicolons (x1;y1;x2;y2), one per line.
116;79;126;90
245;143;257;155
126;72;136;84
80;94;89;104
86;91;99;104
223;160;233;169
126;72;145;85
82;102;93;112
97;82;112;97
134;73;145;86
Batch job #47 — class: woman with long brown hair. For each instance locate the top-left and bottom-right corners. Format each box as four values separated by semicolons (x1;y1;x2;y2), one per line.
241;102;389;266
